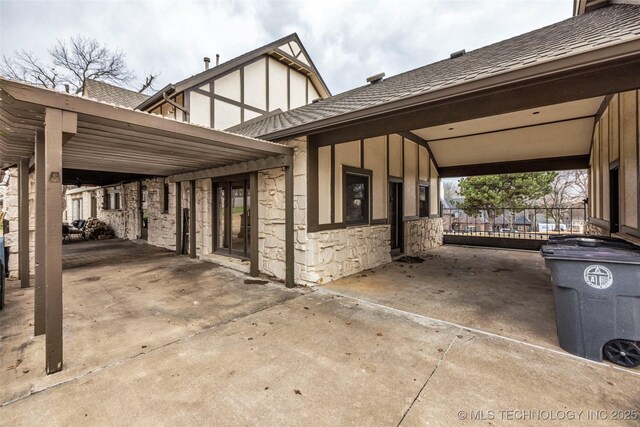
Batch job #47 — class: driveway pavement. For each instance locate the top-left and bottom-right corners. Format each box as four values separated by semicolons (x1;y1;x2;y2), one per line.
1;241;638;425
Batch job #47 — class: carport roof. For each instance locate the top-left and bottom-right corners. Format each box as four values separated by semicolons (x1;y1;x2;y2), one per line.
0;78;292;182
233;3;640;140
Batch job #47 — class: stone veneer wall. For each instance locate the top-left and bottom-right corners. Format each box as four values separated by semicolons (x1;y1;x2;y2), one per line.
404;217;444;256
300;225;392;285
3;167;36;277
584;220;610;237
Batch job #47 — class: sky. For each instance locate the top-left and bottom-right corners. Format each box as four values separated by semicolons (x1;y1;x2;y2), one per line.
1;0;573;95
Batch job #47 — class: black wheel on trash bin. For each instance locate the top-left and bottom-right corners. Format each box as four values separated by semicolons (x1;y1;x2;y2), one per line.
603;339;640;368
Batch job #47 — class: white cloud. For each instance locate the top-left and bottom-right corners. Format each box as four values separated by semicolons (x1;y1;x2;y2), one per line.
0;0;573;94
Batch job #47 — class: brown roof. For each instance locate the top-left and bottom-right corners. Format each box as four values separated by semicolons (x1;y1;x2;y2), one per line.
83;79;150;109
232;4;640;139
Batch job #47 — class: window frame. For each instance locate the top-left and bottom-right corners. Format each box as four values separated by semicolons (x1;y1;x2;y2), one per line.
418;182;430;218
342;166;372;227
162;182;170;213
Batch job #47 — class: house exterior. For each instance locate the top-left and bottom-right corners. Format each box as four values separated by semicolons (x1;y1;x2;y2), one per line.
4;1;640;288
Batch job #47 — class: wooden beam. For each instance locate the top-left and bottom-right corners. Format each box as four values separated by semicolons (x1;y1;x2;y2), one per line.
18;158;29;288
189;180;196;259
34;129;46;336
168;155;293;182
175;182;182;255
438;154;590;178
398;131;440;173
284;165;294;288
249;172;259;277
44;107;64;374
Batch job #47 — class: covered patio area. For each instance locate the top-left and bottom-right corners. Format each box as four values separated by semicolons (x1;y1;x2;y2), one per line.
0;78;296;375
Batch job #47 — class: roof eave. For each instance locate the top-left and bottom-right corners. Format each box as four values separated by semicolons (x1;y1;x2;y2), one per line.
257;36;640;141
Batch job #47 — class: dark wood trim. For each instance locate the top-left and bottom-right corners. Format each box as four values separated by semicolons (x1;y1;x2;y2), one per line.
360;139;364;168
439;155;590;178
588;216;610;231
609;159;620;170
620;225;640;240
18;158;29;288
175;182;182;254
389;176;403;183
285;165;294;287
287;67;291;111
330;144;335;224
189;180;197;258
209;83;215;129
305;77;309;105
371;219;388;225
34;129;45;336
342;166;373;227
240;68;245;123
266;50;640;143
307;139;319;231
211;178;217;253
250;172;259;276
403;215;420;221
265;57;270;112
308;222;346;233
399;131;440;172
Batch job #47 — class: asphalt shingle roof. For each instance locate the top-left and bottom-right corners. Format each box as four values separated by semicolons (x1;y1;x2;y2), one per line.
83;79;150;109
233;4;640;139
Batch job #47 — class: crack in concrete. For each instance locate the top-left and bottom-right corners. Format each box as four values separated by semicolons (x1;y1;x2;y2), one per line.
1;290;309;408
396;328;462;427
318;288;640;378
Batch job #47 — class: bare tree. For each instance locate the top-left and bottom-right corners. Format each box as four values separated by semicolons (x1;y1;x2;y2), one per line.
1;35;158;94
542;170;588;226
442;179;459;203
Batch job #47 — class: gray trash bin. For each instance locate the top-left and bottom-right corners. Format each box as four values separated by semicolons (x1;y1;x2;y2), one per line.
541;235;640;367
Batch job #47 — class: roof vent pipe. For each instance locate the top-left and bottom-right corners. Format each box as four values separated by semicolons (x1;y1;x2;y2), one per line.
366;72;385;85
450;49;466;59
203;57;210;70
216;54;220;66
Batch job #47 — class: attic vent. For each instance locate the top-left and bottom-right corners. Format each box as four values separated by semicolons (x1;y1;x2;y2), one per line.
450;49;466;59
366;72;385;85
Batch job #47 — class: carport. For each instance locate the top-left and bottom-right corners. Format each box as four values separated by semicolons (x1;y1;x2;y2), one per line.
0;78;295;374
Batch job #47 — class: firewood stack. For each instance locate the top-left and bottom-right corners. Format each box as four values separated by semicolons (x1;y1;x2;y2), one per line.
84;218;115;240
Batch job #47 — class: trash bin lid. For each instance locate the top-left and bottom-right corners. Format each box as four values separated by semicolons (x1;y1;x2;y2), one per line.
541;235;640;264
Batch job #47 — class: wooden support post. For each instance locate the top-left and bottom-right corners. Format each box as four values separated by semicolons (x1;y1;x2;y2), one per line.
44;108;72;375
189;180;196;259
175;182;182;254
284;164;294;288
34;129;46;336
18;158;29;288
249;172;259;277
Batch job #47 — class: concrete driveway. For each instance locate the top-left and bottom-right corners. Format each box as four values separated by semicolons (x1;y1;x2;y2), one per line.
1;241;639;425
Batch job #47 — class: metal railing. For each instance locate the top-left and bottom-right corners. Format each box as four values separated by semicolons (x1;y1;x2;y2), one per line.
441;205;587;240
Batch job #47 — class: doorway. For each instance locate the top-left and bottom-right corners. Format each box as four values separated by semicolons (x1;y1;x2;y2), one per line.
214;176;251;258
609;167;620;233
389;180;403;252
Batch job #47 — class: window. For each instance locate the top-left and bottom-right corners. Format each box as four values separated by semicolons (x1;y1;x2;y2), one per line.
72;198;83;221
104;189;121;210
419;185;430;217
163;183;170;213
344;171;370;225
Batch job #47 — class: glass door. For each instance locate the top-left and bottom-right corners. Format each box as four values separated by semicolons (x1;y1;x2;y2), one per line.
214;177;250;258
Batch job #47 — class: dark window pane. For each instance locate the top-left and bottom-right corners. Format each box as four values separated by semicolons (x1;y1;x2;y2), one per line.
345;173;369;225
419;185;429;217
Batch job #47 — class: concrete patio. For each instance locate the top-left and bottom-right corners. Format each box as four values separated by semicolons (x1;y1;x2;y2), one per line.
1;241;639;425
